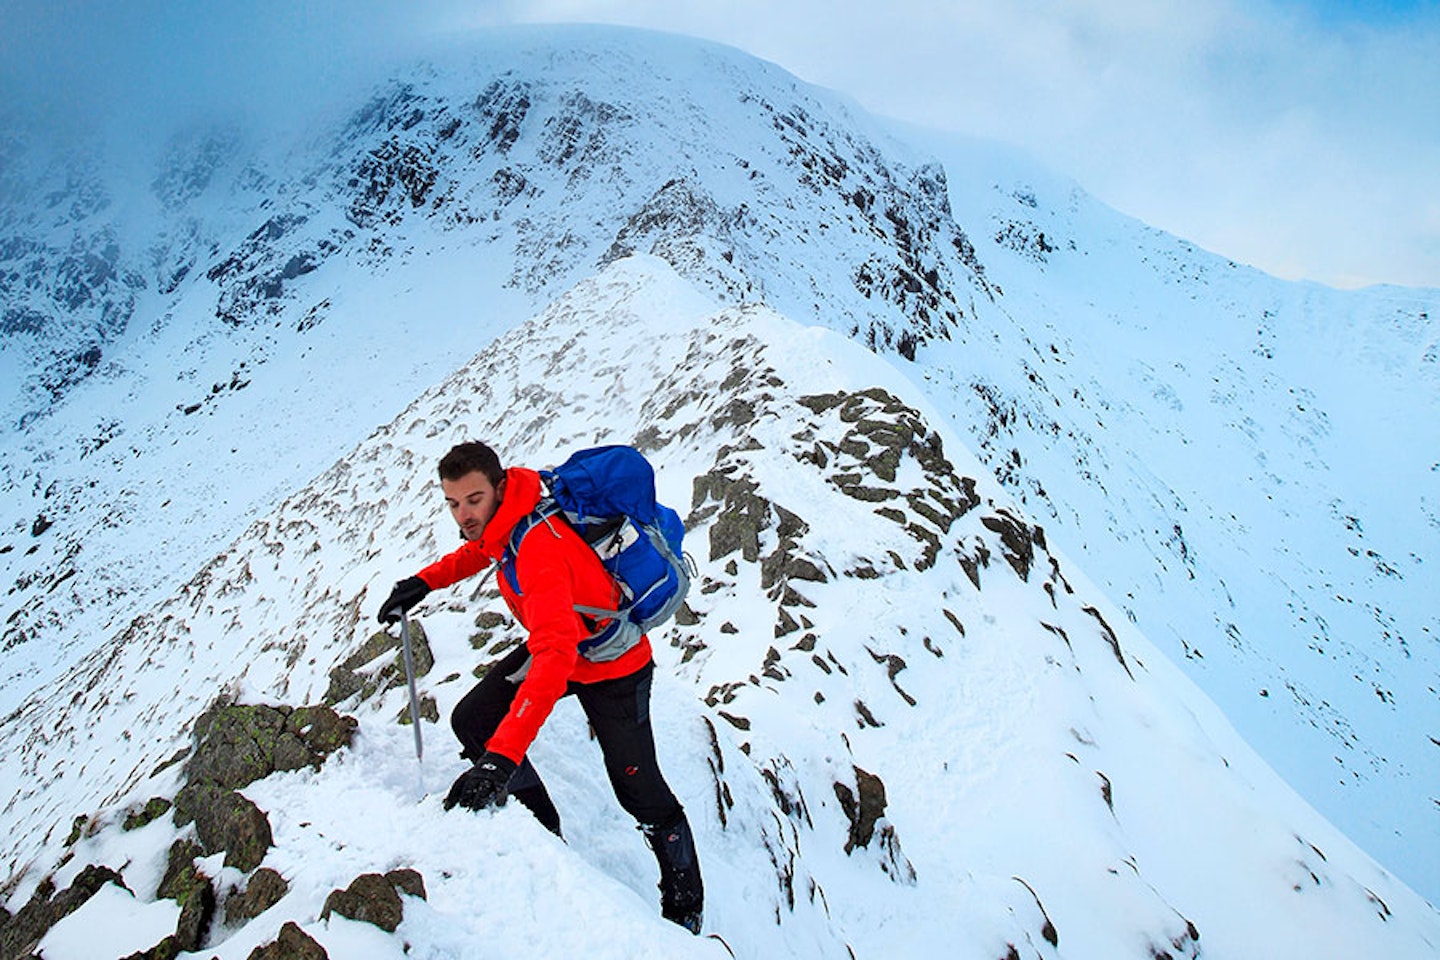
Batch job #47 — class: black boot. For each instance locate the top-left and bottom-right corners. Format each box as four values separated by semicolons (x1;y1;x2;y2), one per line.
642;812;704;934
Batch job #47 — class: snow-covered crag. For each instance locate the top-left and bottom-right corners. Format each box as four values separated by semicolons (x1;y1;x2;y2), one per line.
3;257;1436;959
1;20;1436;931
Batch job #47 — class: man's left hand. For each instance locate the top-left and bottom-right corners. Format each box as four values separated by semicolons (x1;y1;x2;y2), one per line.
444;753;519;811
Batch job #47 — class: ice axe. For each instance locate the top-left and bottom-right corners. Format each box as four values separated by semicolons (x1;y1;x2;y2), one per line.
398;607;424;764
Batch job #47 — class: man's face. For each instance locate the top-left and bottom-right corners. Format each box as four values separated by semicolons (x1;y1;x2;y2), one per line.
442;470;506;542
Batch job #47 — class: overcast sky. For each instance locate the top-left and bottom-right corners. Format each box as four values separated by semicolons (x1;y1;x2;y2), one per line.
3;0;1437;290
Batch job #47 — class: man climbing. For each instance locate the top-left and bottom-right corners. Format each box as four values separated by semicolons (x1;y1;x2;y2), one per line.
377;440;704;934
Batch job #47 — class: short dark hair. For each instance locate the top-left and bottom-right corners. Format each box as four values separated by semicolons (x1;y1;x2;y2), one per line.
438;441;504;485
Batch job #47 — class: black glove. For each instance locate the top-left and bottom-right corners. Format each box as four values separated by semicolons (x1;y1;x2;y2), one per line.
443;752;518;811
377;576;430;624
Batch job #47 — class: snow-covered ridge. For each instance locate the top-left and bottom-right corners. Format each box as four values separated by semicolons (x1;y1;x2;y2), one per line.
4;257;1436;959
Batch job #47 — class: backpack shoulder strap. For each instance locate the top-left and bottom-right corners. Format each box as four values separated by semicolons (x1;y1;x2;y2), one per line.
500;499;563;596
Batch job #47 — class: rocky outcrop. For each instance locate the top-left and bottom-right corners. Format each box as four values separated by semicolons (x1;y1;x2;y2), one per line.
323;623;435;707
172;701;356;873
319;870;427;934
0;865;128;959
0;698;357;960
246;921;329;960
156;838;217;951
224;867;290;926
833;766;915;885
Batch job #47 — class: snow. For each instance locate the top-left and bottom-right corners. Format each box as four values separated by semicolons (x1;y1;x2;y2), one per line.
1;24;1438;960
37;882;180;960
898;122;1440;899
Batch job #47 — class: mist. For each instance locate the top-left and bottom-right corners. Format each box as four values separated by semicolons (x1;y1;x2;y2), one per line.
0;0;504;154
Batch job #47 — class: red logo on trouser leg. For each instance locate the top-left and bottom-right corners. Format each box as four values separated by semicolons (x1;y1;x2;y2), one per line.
625;765;640;776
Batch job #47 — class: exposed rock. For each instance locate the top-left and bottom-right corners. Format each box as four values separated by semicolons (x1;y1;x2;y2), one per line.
469;611;509;649
832;766;916;883
797;389;979;573
0;865;128;959
319;871;424;933
121;938;182;960
981;509;1044;581
324;623;434;706
384;868;428;901
225;867;290;925
177;787;273;873
1083;605;1134;679
760;545;827;594
157;838;205;902
774;606;801;638
173;874;216;952
181;701;357;795
171;700;355;871
956;537;992;590
247;921;328;960
868;648;916;706
62;814;90;847
692;472;771;563
123;797;173;831
833;766;888;852
395;694;440;726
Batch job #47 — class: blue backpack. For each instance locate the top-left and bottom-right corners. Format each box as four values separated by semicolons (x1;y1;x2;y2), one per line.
500;445;692;663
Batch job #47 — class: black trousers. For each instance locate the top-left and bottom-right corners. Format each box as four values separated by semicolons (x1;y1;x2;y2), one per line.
452;645;684;834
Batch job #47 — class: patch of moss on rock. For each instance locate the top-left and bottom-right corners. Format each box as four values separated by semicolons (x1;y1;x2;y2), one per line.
123;797;173;831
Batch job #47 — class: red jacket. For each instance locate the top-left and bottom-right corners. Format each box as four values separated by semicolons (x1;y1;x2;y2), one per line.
417;467;653;764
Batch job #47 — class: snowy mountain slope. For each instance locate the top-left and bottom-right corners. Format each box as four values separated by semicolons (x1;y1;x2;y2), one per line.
899;131;1440;900
4;257;1437;959
1;21;1435;907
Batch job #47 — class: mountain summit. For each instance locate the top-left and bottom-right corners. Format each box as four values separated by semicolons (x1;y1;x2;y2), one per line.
1;24;1436;956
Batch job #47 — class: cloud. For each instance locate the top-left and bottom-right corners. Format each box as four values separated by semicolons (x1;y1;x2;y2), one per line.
507;0;1440;288
0;0;505;140
2;0;1435;288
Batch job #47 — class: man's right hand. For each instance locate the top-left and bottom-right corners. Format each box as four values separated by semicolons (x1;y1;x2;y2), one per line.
377;576;430;624
443;753;518;811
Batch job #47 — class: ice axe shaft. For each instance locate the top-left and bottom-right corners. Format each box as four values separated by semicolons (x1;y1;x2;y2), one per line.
399;608;424;762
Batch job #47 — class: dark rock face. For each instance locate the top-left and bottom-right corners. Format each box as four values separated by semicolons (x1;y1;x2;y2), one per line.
173;876;217;953
0;864;128;959
189;790;273;873
224;867;290;925
833;766;889;853
324;624;434;707
246;921;329;960
182;702;357;790
123;797;174;831
319;870;428;933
